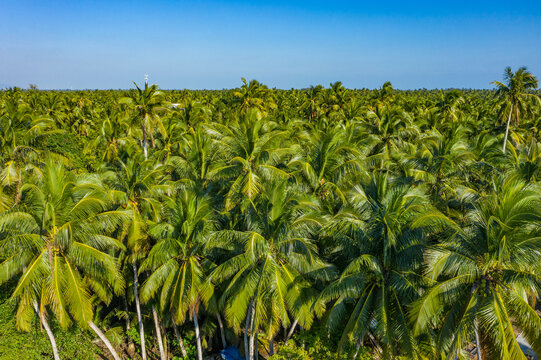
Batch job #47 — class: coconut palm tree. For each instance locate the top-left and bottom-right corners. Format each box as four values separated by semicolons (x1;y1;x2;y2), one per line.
412;175;541;359
316;173;453;359
233;78;274;115
491;67;540;152
140;191;215;360
120;82;169;159
102;156;169;360
209;180;328;360
0;161;128;360
205;109;290;211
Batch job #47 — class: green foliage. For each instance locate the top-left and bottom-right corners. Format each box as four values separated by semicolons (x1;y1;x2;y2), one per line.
170;335;198;360
0;70;539;360
36;132;98;170
271;328;373;360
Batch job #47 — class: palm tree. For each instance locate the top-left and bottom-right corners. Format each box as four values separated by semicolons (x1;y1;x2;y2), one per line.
287;124;365;210
140;191;215;360
206;109;289;211
120;82;169;159
412;175;541;359
209;180;328;360
102;157;169;360
363;104;418;169
233;78;274;115
316;173;452;359
491;67;539;152
0;161;128;360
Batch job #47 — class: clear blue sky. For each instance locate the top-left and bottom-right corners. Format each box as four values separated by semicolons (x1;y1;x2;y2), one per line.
1;0;540;89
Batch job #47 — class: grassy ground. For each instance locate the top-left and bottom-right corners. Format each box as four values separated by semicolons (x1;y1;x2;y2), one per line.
0;282;99;360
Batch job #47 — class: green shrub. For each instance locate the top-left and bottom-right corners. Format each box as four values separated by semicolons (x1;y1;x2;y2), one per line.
270;327;374;360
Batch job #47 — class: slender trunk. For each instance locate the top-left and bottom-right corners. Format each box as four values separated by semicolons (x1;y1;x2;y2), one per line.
502;105;513;152
171;314;187;358
193;310;203;360
285;319;298;344
244;301;253;360
353;338;362;360
217;313;227;349
249;334;256;360
123;291;131;332
269;337;274;356
152;306;166;360
142;127;149;159
253;332;259;360
33;301;60;360
149;130;156;148
162;323;168;360
88;321;121;360
133;263;147;360
248;300;257;360
474;319;483;360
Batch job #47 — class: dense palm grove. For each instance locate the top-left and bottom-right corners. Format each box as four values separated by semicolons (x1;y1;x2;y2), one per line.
0;67;540;360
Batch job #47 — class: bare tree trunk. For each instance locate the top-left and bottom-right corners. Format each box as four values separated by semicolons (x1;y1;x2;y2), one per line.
353;338;362;360
162;323;168;359
33;301;60;360
217;313;227;349
475;319;483;360
285;319;298;344
254;332;259;360
123;291;131;332
502;105;513;152
149;130;156;148
88;321;122;360
152;306;166;360
133;263;147;360
194;310;203;360
248;301;257;360
269;337;274;356
142;127;149;159
244;301;254;360
171;314;187;358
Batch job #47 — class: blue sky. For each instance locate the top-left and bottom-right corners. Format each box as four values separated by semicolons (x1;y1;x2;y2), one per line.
1;0;540;89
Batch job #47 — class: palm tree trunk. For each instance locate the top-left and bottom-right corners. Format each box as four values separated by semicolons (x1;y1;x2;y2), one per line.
244;301;253;360
194;310;203;360
253;332;259;360
248;300;257;360
142;127;149;159
269;337;274;356
502;105;513;152
123;291;131;332
171;314;187;358
152;306;166;360
217;313;227;349
285;319;298;344
88;321;121;360
353;338;362;360
133;263;148;360
32;301;60;360
474;319;483;360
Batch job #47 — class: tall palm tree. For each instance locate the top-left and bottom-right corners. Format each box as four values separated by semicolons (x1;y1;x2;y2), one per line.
412;175;541;359
120;82;169;159
209;180;328;360
0;161;128;360
317;173;452;359
140;191;215;360
206;109;289;211
102;157;169;360
233;78;274;115
491;67;539;152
